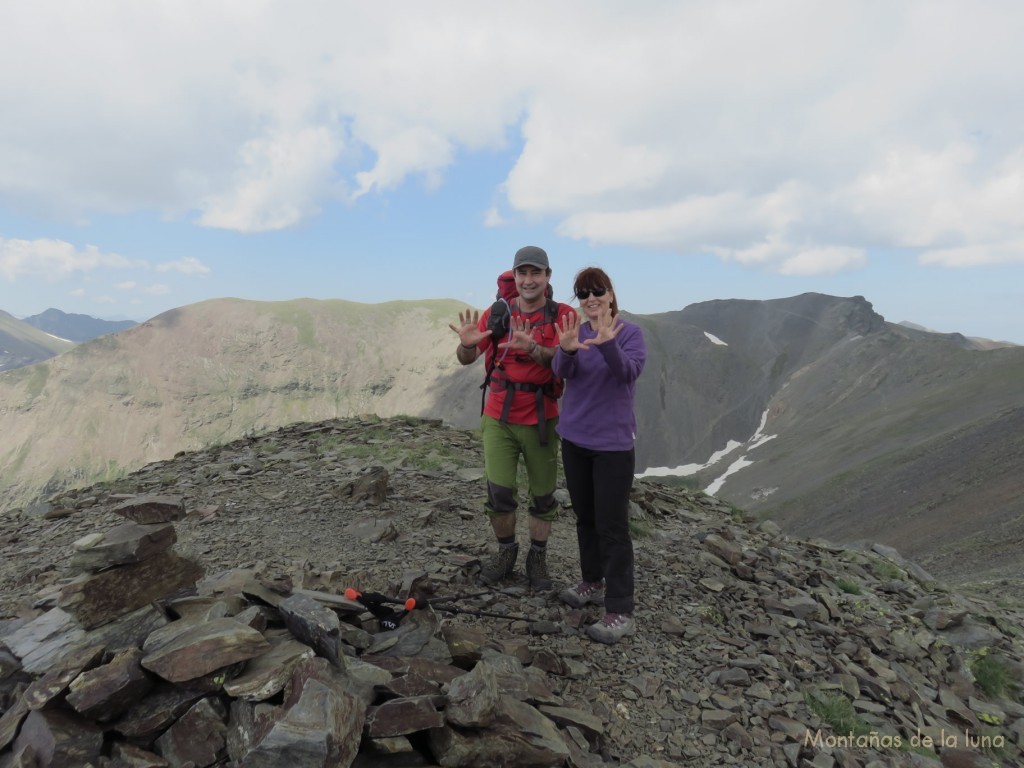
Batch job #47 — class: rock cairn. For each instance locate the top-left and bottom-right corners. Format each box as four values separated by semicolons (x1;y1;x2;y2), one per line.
0;416;1022;767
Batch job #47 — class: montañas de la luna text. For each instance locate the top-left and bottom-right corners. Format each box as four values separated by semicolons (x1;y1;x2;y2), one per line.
804;728;1004;751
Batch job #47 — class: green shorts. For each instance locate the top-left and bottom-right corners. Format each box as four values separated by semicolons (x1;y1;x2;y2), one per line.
480;414;560;522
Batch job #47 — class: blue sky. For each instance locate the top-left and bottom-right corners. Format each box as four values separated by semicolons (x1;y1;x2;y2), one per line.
1;2;1023;343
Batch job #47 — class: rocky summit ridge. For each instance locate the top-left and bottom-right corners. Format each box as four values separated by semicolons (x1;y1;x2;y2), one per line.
1;416;1023;767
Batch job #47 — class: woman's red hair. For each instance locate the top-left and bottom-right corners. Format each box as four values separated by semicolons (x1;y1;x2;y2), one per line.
573;267;618;316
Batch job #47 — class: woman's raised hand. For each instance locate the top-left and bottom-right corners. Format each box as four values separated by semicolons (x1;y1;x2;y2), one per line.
586;307;624;346
557;310;587;353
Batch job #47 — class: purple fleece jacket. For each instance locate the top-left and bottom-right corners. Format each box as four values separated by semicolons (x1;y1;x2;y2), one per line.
552;318;647;451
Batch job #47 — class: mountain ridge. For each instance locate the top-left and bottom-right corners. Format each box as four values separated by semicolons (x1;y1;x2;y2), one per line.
22;307;137;343
1;292;1021;591
0;310;76;373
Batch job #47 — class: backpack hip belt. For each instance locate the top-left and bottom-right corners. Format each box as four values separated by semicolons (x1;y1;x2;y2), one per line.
496;380;558;446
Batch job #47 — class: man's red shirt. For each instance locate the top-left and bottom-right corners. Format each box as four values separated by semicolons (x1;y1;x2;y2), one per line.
476;300;575;425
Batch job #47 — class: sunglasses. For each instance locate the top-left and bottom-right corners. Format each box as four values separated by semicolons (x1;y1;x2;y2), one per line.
575;287;607;300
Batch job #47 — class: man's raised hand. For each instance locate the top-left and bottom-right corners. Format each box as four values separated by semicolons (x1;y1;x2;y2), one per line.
449;309;491;348
496;315;533;350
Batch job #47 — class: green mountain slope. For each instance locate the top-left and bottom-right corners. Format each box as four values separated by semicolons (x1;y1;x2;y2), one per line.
0;297;476;511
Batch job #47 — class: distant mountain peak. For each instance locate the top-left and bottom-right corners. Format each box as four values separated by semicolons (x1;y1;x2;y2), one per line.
0;311;76;372
898;320;1018;350
22;308;137;343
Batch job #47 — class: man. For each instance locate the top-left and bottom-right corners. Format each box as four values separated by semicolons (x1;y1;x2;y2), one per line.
450;246;575;589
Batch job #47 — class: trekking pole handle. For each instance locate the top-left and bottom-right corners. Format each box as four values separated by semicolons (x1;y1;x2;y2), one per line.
345;588;416;612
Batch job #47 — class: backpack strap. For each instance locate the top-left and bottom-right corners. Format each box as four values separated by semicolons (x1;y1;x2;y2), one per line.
481;299;564;446
499;381;550;446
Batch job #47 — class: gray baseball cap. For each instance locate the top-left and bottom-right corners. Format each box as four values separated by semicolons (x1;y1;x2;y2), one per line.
513;245;549;270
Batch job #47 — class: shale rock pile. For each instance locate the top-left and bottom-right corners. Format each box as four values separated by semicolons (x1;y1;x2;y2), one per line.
1;416;1023;767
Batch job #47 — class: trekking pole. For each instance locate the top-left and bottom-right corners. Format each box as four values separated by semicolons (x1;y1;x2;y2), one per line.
426;603;534;622
344;588;415;631
345;588;492;610
345;588;417;611
412;590;492;608
345;588;530;623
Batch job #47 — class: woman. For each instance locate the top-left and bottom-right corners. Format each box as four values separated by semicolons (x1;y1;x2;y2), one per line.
552;267;647;644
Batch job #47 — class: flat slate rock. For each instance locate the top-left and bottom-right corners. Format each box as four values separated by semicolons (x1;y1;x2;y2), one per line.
58;551;204;630
111;684;209;743
141;617;271;683
13;708;104;768
110;495;186;524
65;646;154;721
23;644;105;711
70;521;176;572
3;608;87;675
222;631;316;701
234;660;366;768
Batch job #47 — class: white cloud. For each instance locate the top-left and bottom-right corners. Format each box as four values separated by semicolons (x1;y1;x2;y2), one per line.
0;238;144;280
918;242;1024;267
714;238;866;277
483;207;508;228
156;257;210;275
115;281;137;290
143;284;171;295
0;1;1022;272
778;247;867;276
839;144;1024;256
198;128;343;232
353;127;454;198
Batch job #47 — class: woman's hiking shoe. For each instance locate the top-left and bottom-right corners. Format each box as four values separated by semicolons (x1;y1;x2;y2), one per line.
559;580;605;608
525;546;553;591
479;542;519;585
586;612;636;644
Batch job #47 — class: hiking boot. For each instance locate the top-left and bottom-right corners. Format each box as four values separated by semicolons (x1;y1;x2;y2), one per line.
586;612;636;644
559;580;605;608
525;546;553;591
480;543;519;585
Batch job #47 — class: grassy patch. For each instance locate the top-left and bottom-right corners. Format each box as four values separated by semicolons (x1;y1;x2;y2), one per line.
6;438;34;475
976;724;1012;761
836;578;863;595
867;557;903;581
803;689;873;737
901;743;938;759
25;364;49;399
969;650;1016;698
628;517;655;539
413;449;460;472
100;460;127;484
265;302;318;348
313;426;465;471
698;605;725;625
645;475;701;492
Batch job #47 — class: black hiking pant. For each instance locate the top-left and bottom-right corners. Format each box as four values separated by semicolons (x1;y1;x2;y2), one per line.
561;438;635;614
